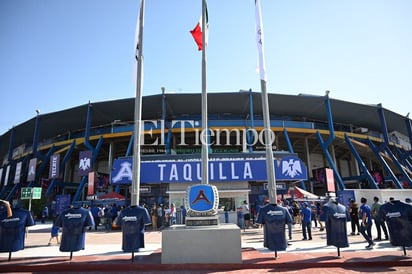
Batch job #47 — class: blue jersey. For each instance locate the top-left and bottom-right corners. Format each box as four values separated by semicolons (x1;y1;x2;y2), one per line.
55;206;94;252
318;202;326;222
51;224;59;237
90;206;99;218
360;203;372;225
324;201;349;248
377;200;412;247
0;208;35;252
256;204;292;251
301;206;312;223
116;205;151;252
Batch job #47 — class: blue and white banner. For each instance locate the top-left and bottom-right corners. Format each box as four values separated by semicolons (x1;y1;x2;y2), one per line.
27;158;37;182
14;162;22;184
4;166;10;186
78;150;92;176
111;156;307;185
111;158;133;184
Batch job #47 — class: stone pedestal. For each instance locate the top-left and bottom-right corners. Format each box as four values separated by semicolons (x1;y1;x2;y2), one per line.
161;223;242;264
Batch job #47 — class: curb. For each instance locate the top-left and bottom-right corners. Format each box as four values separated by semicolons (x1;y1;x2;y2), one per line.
1;248;412;273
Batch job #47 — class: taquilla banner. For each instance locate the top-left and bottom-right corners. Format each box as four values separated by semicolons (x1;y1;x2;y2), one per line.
110;155;307;184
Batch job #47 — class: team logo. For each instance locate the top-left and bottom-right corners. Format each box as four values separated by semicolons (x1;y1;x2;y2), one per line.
79;158;90;171
111;158;133;184
78;150;92;176
185;184;219;216
27;158;37;181
281;157;304;178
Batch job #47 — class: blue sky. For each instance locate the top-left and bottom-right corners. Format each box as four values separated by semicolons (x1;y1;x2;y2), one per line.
1;0;411;135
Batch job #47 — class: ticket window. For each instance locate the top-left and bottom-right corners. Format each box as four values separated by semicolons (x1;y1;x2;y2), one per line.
219;197;236;211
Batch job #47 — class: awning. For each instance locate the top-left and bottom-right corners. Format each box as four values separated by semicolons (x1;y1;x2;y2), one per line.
97;192;125;200
293;186;319;199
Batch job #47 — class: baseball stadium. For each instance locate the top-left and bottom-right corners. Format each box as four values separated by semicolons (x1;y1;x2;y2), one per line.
0;91;411;218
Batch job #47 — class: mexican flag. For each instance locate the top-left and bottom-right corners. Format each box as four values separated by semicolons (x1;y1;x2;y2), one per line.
190;2;208;51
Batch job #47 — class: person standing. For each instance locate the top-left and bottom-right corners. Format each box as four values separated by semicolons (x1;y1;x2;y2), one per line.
48;219;60;246
110;204;119;224
169;203;176;226
301;202;312;240
157;204;164;229
41;206;49;224
316;202;325;231
103;205;113;231
150;204;158;231
359;197;374;249
371;196;389;241
292;201;301;226
349;199;360;235
237;206;244;229
90;205;101;231
180;205;187;224
283;200;293;240
310;203;318;228
241;200;251;229
163;205;169;227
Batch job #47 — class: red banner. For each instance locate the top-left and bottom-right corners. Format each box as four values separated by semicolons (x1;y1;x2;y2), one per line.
88;172;95;196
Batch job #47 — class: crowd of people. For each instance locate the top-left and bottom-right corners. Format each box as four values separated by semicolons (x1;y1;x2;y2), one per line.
240;195;412;249
149;203;187;230
239;198;325;241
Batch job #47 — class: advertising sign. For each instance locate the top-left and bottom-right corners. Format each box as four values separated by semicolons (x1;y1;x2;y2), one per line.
111;156;308;184
49;154;60;179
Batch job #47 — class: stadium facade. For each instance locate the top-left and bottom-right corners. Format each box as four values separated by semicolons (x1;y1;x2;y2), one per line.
0;91;411;212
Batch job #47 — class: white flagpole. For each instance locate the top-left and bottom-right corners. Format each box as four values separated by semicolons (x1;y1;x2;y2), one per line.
201;0;209;184
255;0;277;202
131;0;145;206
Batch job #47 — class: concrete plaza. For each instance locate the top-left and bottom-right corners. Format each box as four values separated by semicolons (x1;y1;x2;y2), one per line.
0;221;411;273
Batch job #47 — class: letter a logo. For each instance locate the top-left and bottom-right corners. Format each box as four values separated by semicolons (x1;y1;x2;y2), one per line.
111;158;133;184
192;190;212;205
188;184;216;212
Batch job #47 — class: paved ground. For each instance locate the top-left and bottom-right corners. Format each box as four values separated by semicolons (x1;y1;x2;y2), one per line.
0;221;411;273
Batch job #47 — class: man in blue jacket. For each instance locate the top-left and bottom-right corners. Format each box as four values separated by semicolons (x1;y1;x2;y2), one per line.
360;197;374;249
301;202;312;240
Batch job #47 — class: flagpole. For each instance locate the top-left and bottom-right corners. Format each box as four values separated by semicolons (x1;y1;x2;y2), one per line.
255;0;277;203
131;0;145;206
201;0;209;184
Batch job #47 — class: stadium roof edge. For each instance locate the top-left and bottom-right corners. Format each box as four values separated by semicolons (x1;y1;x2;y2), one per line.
0;92;408;159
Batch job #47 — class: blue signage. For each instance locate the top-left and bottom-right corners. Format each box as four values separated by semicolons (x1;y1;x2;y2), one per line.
110;156;307;184
337;190;356;207
111;158;133;184
264;182;288;194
